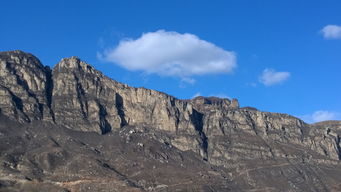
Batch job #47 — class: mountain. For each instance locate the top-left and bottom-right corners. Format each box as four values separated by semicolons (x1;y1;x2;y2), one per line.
1;50;341;192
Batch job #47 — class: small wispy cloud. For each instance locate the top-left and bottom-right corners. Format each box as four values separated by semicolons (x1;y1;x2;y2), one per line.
181;77;195;84
300;110;340;123
99;30;237;82
192;92;201;98
321;25;341;39
259;68;290;86
246;82;258;87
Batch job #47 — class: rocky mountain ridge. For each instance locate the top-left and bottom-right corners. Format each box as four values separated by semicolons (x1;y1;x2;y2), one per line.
1;50;341;191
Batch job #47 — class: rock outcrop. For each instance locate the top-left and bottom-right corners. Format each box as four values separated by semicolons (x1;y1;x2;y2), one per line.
1;50;341;192
0;50;53;122
52;56;122;134
1;50;340;161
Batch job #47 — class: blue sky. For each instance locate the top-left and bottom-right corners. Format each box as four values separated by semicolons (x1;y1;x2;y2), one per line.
1;0;340;123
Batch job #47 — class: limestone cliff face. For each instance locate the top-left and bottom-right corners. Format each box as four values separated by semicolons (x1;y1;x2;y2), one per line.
52;57;122;134
51;56;198;135
0;50;340;163
0;51;53;122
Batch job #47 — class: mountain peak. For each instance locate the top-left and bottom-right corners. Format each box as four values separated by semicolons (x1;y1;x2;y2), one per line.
0;50;44;70
0;50;32;56
1;50;341;191
55;56;94;72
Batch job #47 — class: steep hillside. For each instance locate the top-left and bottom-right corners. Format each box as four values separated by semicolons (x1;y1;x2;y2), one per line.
1;50;341;192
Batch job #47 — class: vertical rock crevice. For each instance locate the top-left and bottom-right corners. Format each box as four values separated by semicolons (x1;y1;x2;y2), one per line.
44;66;55;121
6;87;30;122
334;135;341;160
115;93;127;128
5;62;43;119
190;109;208;161
98;102;112;134
73;73;88;119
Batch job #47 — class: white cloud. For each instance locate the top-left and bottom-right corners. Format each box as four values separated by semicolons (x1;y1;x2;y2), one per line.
246;82;258;87
321;25;341;39
300;110;340;123
259;68;290;86
181;77;195;84
192;92;201;98
312;111;338;122
99;30;237;80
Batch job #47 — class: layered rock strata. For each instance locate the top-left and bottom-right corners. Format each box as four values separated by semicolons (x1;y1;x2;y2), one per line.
0;50;340;164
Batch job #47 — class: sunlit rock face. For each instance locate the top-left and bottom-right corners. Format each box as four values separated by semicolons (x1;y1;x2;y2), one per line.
0;50;53;122
1;50;341;192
